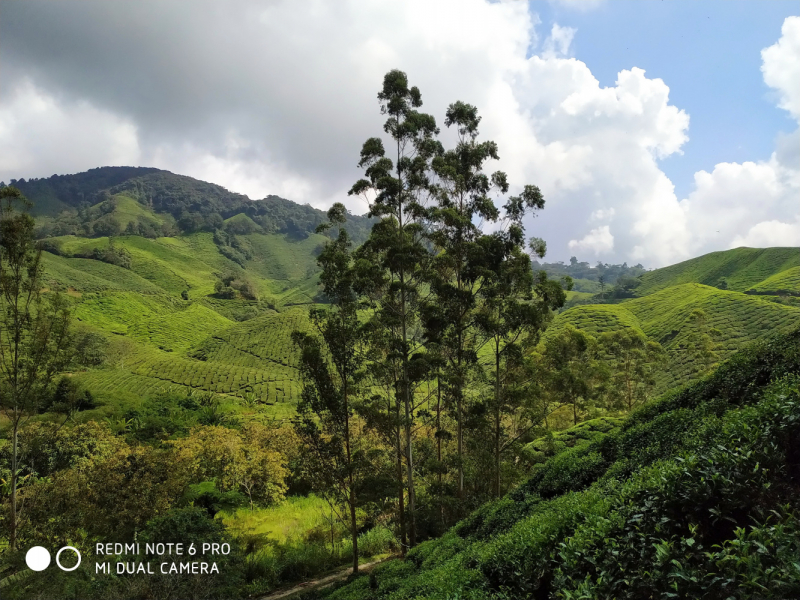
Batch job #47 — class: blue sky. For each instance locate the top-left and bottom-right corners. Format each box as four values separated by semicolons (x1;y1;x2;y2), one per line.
533;0;799;201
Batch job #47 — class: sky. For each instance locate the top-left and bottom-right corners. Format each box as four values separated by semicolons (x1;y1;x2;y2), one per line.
0;0;798;268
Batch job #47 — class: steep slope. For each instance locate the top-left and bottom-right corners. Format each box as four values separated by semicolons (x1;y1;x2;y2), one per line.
320;327;800;600
637;247;800;295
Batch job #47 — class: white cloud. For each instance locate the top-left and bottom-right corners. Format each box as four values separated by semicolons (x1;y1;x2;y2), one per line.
0;79;140;181
731;218;800;248
590;207;615;221
542;24;576;58
761;16;800;120
550;0;606;12
568;225;614;255
677;16;800;261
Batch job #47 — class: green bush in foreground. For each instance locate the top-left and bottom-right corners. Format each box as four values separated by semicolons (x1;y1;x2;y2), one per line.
318;326;800;600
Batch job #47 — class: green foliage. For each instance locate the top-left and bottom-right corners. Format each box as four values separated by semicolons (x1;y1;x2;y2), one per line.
600;328;663;410
319;326;800;600
13;167;161;216
532;257;647;287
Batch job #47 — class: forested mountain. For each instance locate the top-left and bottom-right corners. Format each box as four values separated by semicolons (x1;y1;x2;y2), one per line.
8;166;374;243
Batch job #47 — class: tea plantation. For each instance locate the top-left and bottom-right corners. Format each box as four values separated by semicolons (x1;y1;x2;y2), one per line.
636;246;800;295
545;282;800;391
316;325;800;600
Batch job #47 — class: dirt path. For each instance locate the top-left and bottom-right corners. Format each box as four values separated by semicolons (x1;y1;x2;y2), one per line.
256;557;392;600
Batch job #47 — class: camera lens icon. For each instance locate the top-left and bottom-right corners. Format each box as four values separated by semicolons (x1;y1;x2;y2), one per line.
56;546;82;571
25;546;81;572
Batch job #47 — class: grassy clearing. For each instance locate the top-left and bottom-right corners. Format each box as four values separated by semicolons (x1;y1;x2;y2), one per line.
637;246;800;295
220;496;397;596
220;495;332;543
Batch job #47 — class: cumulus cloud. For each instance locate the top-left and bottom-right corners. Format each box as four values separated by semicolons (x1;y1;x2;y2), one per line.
730;219;800;248
568;225;614;255
541;24;577;58
0;2;796;267
550;0;606;12
761;16;800;120
678;15;800;259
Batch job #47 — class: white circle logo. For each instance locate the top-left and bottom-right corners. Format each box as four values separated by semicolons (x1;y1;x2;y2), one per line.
56;546;81;572
25;546;51;571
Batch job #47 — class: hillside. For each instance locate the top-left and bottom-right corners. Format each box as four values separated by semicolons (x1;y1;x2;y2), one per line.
317;326;800;600
10;168;799;428
8;166;375;415
636;247;800;295
14;166;374;243
546;282;800;391
40;231;320;413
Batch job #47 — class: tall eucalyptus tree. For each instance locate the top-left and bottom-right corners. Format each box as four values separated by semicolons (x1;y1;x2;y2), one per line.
349;70;440;547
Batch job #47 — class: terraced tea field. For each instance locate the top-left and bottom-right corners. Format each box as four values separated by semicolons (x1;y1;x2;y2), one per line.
637;247;800;295
748;265;800;295
189;307;313;369
128;303;234;353
42;253;163;294
39;229;327;415
41;213;800;424
546;283;800;390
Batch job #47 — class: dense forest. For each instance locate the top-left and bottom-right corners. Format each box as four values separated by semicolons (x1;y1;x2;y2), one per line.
1;70;799;600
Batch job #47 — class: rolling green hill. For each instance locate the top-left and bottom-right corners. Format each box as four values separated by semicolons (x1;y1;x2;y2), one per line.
15;166;375;243
636;246;800;295
12;167;800;429
545;283;800;391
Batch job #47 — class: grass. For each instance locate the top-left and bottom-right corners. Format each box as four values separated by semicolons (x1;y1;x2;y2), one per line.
220;495;333;543
637;246;800;295
220;496;397;596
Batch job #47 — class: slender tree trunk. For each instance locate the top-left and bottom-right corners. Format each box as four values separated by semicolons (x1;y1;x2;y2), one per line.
457;324;464;500
436;374;443;525
10;419;18;550
395;394;407;555
396;139;416;548
343;379;358;574
400;268;416;547
494;340;502;498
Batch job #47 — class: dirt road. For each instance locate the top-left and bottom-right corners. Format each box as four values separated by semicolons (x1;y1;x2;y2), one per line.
257;557;391;600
